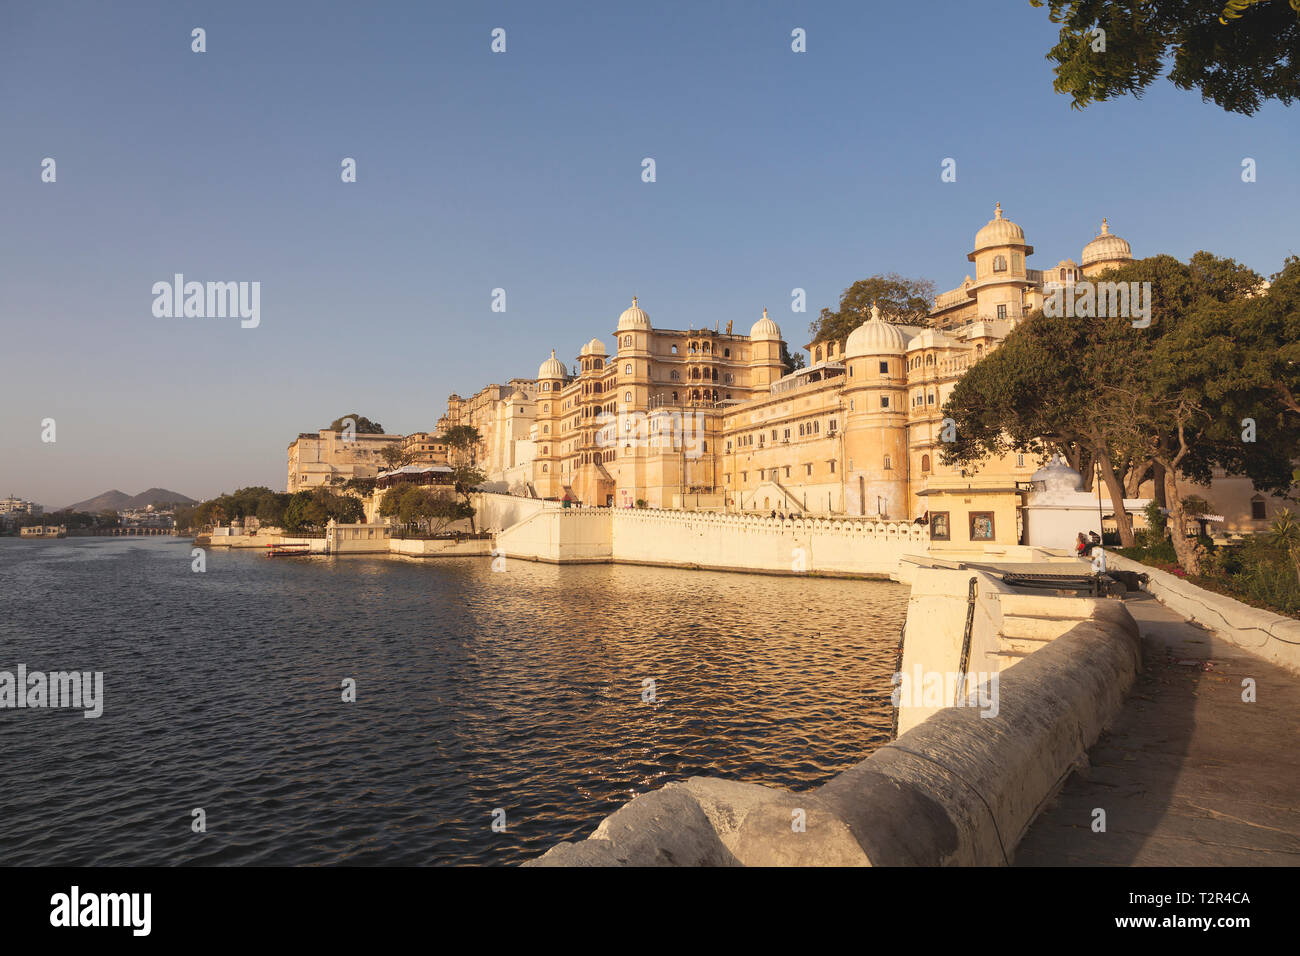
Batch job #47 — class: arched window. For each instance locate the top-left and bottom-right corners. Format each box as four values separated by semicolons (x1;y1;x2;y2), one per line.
1059;268;1066;281
691;367;700;379
724;348;731;357
671;344;678;354
816;347;823;362
624;363;632;374
624;391;631;402
993;255;1007;272
711;368;718;381
670;370;680;380
884;455;892;470
543;403;549;413
543;425;550;433
542;382;550;391
542;464;548;472
623;335;632;348
921;454;931;472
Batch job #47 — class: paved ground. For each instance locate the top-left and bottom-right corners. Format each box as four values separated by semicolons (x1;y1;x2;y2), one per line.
1015;592;1300;866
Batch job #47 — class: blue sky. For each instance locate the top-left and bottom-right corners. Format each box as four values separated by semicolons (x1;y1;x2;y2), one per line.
3;0;1297;507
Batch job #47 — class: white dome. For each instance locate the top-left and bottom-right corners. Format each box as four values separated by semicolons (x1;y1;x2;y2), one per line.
579;337;606;356
973;202;1028;251
1082;219;1132;268
537;349;567;380
617;296;651;331
1030;455;1083;493
749;307;781;341
845;303;907;358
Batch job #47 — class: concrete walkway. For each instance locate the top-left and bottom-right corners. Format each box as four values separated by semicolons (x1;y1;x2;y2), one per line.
1015;592;1300;866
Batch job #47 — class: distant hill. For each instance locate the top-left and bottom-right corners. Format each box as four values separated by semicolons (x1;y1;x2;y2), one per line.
63;488;197;513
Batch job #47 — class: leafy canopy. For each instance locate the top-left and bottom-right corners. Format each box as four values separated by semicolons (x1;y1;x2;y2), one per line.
808;273;935;345
1030;0;1300;115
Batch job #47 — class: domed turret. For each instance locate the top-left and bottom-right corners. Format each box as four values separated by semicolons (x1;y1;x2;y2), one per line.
1030;455;1084;493
749;307;781;341
616;296;651;332
973;202;1030;253
845;303;906;357
1081;218;1132;273
579;337;606;356
537;349;567;380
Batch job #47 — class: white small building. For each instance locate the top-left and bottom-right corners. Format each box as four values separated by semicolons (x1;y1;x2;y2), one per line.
1021;456;1148;549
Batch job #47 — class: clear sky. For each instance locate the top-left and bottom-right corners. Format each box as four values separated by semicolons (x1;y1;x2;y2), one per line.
2;0;1297;508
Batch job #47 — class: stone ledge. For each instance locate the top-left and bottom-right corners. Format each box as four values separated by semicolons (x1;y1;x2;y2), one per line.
1109;553;1300;675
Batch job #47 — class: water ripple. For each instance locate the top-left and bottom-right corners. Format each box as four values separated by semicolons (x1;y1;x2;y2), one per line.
0;537;906;865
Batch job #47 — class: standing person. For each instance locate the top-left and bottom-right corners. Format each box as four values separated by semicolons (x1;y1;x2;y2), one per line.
1091;545;1108;575
1076;532;1089;558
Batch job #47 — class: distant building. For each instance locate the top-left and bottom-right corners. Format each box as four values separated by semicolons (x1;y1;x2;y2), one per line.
1;496;43;516
286;430;405;492
20;525;66;538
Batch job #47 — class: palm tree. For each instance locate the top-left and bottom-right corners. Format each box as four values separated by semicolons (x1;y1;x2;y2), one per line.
1269;509;1300;588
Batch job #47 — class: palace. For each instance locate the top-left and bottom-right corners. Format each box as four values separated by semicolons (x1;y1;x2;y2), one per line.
284;203;1289;547
431;204;1152;548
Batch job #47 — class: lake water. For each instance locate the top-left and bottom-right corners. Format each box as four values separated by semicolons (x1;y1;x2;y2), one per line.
0;537;908;865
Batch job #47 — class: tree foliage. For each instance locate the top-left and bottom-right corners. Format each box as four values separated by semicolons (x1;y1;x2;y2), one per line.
808;273;935;344
942;251;1299;571
185;487;291;531
379;444;416;469
378;486;469;536
281;488;364;533
1030;0;1300;115
328;413;385;434
439;425;482;465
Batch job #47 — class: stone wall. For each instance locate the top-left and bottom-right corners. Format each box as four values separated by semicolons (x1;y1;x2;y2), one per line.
492;506;930;577
388;537;493;558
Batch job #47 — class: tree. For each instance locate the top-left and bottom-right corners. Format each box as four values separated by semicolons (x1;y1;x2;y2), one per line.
282;488;362;533
440;425;482;466
328;414;385;434
449;464;485;532
943;252;1296;570
1029;0;1300;115
1270;509;1300;587
378;486;468;536
780;341;806;375
808;273;936;345
379;444;415;470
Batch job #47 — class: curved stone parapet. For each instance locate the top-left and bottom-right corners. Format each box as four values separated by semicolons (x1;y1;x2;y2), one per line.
527;591;1140;866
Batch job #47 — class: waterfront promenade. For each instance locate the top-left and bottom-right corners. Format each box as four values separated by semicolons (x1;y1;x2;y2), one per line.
1015;592;1300;866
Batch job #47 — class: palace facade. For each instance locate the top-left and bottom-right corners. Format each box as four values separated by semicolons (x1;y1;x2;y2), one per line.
284;204;1288;545
432;206;1150;542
